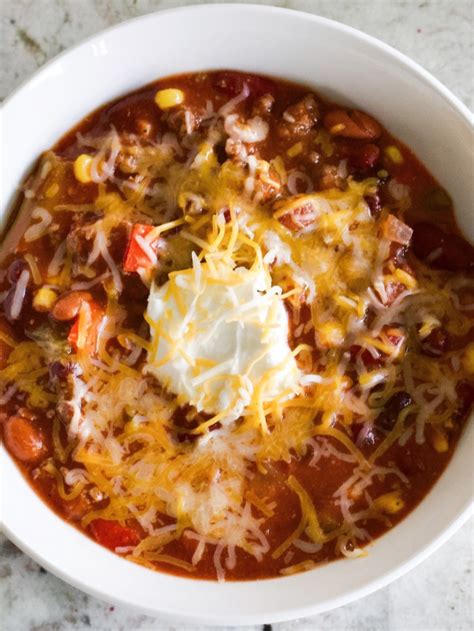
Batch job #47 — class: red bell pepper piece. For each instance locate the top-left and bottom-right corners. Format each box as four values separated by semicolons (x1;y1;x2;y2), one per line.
68;301;104;354
90;519;141;550
123;224;160;273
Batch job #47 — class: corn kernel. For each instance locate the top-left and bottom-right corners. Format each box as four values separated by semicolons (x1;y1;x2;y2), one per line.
318;321;345;347
461;343;474;375
377;169;389;178
33;287;57;312
154;88;185;110
374;491;404;514
385;145;404;164
73;154;93;183
430;429;449;453
45;182;59;198
287;142;303;158
418;315;441;339
394;268;417;289
329;123;346;135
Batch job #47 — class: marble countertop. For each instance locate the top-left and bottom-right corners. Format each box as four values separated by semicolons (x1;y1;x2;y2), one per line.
0;1;472;629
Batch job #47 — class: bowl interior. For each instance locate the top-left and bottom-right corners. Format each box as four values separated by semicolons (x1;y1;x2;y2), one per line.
1;4;473;625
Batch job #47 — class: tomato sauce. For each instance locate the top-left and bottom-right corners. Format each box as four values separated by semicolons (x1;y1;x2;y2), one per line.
1;71;472;580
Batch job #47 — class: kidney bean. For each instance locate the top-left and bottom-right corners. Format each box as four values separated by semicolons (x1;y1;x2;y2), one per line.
215;142;228;165
49;360;80;383
389;242;407;263
51;291;93;321
350;344;382;368
324;109;382;140
342;142;380;172
3;415;46;463
356;423;382;448
364;193;382;217
7;259;28;284
412;222;474;272
375;391;413;432
420;327;448;357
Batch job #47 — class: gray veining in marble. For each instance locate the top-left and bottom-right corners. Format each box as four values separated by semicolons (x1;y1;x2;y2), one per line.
0;1;473;629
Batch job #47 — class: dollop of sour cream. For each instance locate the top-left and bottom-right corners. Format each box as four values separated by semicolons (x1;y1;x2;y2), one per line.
145;257;301;425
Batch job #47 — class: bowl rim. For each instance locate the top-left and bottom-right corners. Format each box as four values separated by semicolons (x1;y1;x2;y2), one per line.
1;3;473;625
2;3;473;122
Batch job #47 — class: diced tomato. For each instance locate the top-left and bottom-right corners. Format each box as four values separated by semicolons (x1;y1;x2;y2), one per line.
385;328;406;349
123;224;159;273
349;345;382;368
68;301;104;354
90;519;141;550
277;202;315;231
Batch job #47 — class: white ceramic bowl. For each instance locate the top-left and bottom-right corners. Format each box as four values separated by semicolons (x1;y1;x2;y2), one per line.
1;4;473;625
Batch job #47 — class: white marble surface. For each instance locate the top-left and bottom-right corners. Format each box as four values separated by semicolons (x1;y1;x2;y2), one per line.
0;1;473;629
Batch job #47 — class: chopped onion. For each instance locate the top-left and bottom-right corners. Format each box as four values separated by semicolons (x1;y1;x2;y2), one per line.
287;170;313;195
388;178;410;201
381;214;413;245
337;159;348;180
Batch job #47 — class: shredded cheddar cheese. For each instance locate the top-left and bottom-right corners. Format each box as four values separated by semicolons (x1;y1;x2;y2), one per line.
3;74;472;584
